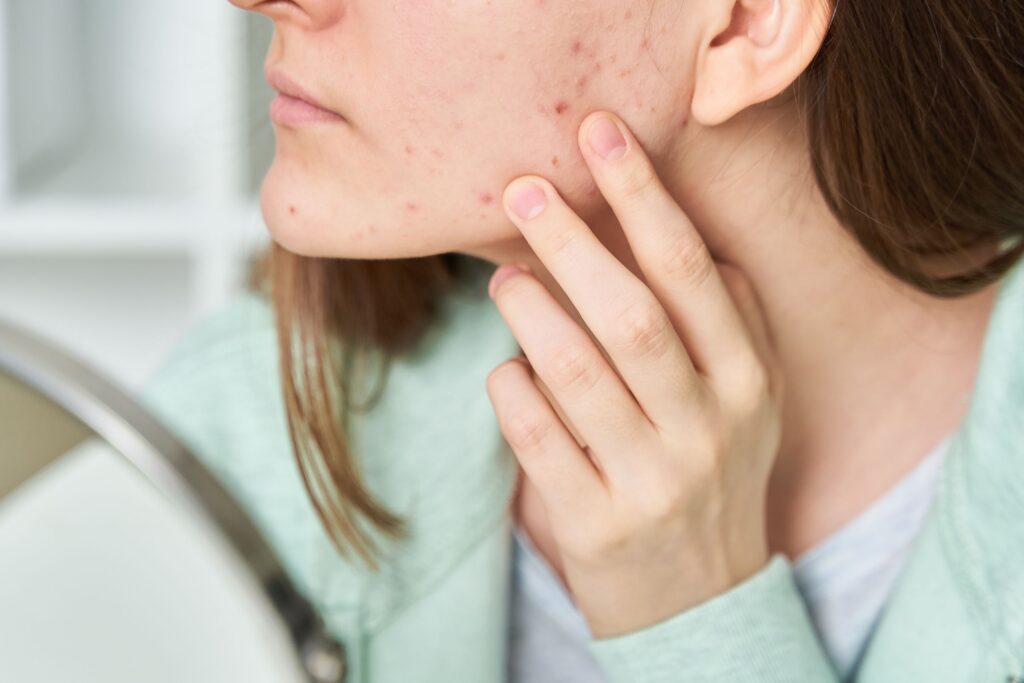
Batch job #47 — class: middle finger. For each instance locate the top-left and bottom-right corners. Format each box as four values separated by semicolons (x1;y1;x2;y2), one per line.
501;175;710;439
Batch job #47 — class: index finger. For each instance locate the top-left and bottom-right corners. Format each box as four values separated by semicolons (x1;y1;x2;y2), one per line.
577;111;761;390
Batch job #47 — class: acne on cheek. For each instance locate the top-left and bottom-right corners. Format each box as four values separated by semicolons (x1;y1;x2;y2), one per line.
406;27;645;212
464;36;620;209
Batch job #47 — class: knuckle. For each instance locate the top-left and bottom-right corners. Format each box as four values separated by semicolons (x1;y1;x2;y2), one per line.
547;228;579;257
547;340;600;395
726;357;771;415
746;362;771;399
502;408;555;453
659;235;716;288
578;521;629;559
636;481;683;522
610;298;674;360
617;162;658;205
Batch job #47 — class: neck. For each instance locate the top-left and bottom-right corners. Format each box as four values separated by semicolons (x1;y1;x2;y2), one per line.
468;98;1002;556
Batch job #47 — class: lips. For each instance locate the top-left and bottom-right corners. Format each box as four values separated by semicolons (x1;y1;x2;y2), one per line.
264;65;346;122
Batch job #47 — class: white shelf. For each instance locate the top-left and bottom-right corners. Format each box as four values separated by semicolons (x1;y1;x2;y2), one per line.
0;1;278;391
0;198;265;255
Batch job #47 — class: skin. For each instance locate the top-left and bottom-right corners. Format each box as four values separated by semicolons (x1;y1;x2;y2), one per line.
231;0;1003;615
483;113;786;636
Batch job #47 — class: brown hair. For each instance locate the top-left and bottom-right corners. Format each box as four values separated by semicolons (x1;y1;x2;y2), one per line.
246;0;1024;572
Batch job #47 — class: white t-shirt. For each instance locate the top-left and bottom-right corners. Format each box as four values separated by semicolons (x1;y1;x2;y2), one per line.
507;434;954;683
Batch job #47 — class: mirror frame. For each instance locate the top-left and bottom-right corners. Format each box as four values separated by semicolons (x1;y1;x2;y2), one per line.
0;318;348;683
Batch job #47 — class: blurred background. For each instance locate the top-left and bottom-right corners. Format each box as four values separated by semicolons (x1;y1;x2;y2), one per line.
0;0;276;392
0;7;336;678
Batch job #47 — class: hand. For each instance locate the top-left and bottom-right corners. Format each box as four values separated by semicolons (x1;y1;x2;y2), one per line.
484;111;785;639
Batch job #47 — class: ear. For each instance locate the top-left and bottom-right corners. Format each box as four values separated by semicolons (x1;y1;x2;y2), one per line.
692;0;835;126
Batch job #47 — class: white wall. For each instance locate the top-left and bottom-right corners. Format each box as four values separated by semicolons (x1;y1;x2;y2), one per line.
0;1;276;390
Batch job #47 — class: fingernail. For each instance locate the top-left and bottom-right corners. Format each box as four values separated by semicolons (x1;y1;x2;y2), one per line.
587;115;627;161
489;263;530;298
508;181;547;221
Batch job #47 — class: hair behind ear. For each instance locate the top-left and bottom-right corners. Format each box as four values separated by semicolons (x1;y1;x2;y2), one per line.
793;0;1024;296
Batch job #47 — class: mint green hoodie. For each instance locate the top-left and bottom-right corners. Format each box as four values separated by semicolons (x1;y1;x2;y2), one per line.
139;256;1024;683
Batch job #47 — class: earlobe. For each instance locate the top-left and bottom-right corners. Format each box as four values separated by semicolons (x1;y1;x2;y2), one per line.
691;0;833;127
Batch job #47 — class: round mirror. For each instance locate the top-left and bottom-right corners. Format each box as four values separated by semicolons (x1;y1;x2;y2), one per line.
0;318;347;683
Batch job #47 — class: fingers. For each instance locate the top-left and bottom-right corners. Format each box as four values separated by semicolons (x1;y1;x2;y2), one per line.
499;173;710;441
485;353;607;527
576;111;763;398
487;262;658;488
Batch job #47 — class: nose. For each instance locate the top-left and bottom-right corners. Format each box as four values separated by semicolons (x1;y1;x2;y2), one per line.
226;0;344;27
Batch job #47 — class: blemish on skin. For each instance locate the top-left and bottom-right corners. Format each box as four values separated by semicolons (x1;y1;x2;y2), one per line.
288;205;297;215
368;223;378;234
624;9;632;19
497;52;506;61
570;40;582;56
550;155;559;167
454;120;464;131
609;54;618;64
479;191;495;205
554;100;569;114
430;148;444;159
405;201;418;211
575;74;589;97
594;61;603;73
641;38;651;52
405;144;415;155
535;103;549;115
353;229;364;241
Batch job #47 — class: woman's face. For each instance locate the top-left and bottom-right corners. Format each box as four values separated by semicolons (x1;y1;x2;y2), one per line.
231;0;698;260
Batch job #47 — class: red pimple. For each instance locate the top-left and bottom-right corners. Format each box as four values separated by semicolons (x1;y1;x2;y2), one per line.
571;40;582;55
405;201;418;211
288;205;297;215
551;155;559;167
554;100;569;114
479;191;495;205
405;144;415;155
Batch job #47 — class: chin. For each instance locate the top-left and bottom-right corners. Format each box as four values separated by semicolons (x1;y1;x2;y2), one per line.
257;163;364;258
256;159;513;262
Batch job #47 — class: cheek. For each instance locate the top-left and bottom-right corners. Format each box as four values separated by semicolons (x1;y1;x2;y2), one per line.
367;4;683;219
381;3;639;131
